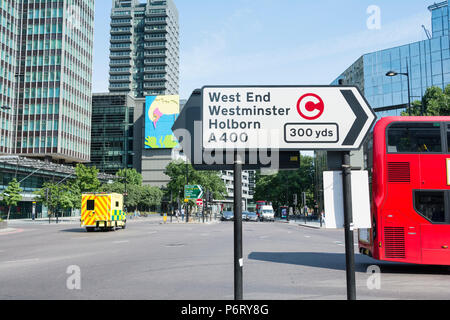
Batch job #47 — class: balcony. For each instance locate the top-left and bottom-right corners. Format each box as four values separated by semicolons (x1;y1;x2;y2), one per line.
144;66;167;73
110;19;132;27
143;81;166;89
144;51;166;57
109;68;132;75
110;45;132;52
145;26;166;33
109;60;132;67
111;27;132;35
144;34;166;41
109;75;132;83
144;59;167;65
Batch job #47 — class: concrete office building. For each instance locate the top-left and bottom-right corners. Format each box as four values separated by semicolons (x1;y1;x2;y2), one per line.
109;0;179;98
0;0;95;163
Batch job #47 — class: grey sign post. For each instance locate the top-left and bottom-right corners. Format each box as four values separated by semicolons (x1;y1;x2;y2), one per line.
173;86;376;300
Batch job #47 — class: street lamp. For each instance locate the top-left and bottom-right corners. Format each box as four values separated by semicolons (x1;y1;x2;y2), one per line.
386;59;414;116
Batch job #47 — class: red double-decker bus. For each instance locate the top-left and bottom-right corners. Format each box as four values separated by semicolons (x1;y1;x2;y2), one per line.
359;116;450;265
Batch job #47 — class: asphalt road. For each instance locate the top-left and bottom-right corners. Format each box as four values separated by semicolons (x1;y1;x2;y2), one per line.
1;218;450;300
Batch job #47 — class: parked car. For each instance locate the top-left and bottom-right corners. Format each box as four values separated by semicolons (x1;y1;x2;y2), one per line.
260;205;275;222
246;211;259;222
221;211;234;221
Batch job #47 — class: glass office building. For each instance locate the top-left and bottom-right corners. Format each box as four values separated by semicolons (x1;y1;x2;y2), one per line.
90;93;135;175
0;0;95;164
109;0;179;98
0;0;19;155
333;1;450;117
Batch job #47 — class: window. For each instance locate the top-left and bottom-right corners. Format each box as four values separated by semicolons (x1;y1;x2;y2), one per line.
387;122;442;153
414;191;447;224
87;200;95;211
447;125;450;152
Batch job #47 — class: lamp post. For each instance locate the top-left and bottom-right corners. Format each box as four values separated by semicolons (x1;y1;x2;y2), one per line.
386;59;414;115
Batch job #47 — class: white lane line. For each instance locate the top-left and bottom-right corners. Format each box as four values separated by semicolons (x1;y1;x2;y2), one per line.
113;240;130;244
3;258;40;264
148;231;157;235
304;236;311;238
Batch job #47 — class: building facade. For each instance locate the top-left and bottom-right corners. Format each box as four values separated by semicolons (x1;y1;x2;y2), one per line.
109;0;179;98
333;1;450;117
90;93;135;175
0;0;95;164
315;1;450;212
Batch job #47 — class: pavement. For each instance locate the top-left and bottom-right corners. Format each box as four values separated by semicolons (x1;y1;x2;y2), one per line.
1;219;450;300
276;218;324;229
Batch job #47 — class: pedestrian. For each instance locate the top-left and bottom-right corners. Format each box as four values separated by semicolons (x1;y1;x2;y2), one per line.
176;209;180;222
181;208;185;222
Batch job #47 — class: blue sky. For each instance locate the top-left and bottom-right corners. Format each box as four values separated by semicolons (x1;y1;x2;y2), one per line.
93;0;434;99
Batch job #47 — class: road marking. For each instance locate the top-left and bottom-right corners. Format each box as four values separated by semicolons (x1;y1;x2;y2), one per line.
0;229;25;236
3;258;39;264
113;240;130;244
148;231;157;235
304;235;311;238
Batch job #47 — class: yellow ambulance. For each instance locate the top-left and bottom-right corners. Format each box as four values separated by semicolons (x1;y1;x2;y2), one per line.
81;193;126;232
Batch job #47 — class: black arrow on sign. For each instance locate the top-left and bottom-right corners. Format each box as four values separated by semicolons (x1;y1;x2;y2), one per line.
341;90;369;146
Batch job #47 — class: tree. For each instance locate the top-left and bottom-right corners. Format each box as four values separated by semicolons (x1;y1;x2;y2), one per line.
73;164;101;193
34;182;78;216
254;155;315;211
139;186;163;211
164;160;227;202
116;168;142;186
402;85;450;116
2;179;23;220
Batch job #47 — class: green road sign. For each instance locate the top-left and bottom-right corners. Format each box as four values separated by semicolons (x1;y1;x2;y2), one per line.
184;185;203;200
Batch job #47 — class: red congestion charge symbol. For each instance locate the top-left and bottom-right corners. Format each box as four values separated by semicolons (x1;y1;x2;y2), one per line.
297;93;325;120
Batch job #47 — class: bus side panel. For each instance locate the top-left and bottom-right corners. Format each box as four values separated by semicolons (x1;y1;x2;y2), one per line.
421;225;450;265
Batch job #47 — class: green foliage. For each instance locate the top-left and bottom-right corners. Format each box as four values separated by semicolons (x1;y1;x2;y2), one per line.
3;179;23;220
402;85;450;116
101;170;162;211
3;179;23;207
73;164;101;193
116;168;142;186
254;156;315;210
34;182;79;215
140;185;164;209
164;160;227;201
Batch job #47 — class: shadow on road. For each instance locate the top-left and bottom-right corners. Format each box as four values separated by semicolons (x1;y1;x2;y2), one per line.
248;252;450;275
60;228;88;233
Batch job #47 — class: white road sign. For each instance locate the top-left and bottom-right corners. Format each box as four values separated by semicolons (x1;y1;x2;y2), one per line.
202;86;376;151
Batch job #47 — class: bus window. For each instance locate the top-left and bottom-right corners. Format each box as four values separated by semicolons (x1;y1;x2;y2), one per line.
414;191;446;223
387;123;442;153
87;200;95;211
447;125;450;152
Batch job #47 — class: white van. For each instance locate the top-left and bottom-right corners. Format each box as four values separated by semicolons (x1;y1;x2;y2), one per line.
260;205;275;222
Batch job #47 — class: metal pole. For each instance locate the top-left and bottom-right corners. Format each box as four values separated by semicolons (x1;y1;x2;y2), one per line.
406;60;412;116
186;161;189;223
342;151;356;300
234;153;243;300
